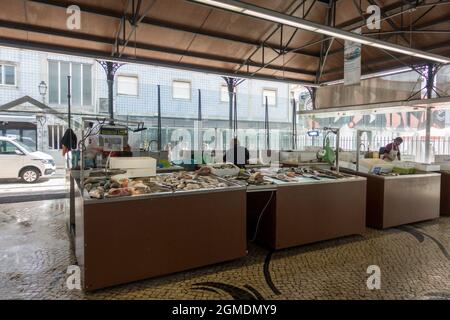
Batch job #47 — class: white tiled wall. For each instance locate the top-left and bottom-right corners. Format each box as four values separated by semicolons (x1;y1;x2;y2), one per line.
105;64;291;122
0;46;292;123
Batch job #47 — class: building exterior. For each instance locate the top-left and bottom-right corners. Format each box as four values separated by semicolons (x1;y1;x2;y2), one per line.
2;46;449;165
0;46;295;161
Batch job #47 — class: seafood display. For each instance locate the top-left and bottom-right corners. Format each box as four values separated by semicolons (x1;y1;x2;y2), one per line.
84;170;236;199
144;172;231;190
209;163;239;170
231;170;275;186
228;166;355;186
82;165;356;200
206;163;240;177
264;167;354;181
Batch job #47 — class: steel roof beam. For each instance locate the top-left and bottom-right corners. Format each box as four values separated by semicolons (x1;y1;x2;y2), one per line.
326;13;450;57
239;0;320;76
26;0;449;62
188;0;450;64
0;36;317;85
366;0;410;45
315;0;336;84
334;0;450;31
117;0;156;57
235;0;308;73
26;0;320;59
0;20;316;76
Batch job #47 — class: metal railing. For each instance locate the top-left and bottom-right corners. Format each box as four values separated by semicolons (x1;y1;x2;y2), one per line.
292;135;450;162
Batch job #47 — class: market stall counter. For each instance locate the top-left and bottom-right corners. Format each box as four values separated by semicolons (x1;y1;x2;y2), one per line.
341;169;441;228
71;171;247;291
439;170;450;216
234;168;367;250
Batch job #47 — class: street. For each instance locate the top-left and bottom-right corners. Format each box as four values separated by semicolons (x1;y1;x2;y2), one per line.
0;169;68;203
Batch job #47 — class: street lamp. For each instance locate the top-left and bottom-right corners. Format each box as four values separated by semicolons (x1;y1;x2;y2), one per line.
38;81;47;103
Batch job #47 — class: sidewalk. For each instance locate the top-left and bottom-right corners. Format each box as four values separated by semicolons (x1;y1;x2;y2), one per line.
0;169;68;204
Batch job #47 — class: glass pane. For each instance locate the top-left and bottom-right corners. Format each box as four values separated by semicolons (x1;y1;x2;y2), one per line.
263;89;277;106
4;142;18;154
220;85;230;102
59;126;64;149
53;125;58;150
49;61;59;104
4;65;15;85
83;64;92;106
0;65;3;85
72;63;82;106
60;62;70;105
6;129;20;139
48;125;53;149
173;81;191;100
22;129;37;151
436;65;450;96
117;75;138;96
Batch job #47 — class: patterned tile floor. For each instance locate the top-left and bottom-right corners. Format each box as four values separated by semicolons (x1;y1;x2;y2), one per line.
0;199;449;300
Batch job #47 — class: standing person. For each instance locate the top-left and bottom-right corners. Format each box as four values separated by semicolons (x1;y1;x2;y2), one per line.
223;138;249;167
382;137;403;161
61;128;77;169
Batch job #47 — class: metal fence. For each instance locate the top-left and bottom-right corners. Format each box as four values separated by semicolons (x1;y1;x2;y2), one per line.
138;126;450;160
293;134;450;162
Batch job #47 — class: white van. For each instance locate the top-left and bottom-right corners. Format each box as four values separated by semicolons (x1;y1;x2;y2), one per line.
0;136;56;183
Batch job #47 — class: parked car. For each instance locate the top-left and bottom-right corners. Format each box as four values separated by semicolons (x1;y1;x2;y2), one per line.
0;136;56;183
6;134;37;151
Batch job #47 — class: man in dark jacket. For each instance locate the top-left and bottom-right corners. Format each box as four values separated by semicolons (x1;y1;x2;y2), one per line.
223;138;249;167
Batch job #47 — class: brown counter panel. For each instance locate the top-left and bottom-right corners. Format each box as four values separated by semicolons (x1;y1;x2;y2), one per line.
271;180;366;250
348;171;441;229
381;175;441;228
341;170;441;229
440;171;450;216
82;190;246;291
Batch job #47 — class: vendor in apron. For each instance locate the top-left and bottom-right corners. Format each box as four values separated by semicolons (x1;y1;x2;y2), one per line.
382;137;403;161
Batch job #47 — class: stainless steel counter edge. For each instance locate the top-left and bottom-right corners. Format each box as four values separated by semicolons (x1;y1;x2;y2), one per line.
270;176;367;187
82;185;248;204
78;176;367;204
341;168;441;180
246;185;278;192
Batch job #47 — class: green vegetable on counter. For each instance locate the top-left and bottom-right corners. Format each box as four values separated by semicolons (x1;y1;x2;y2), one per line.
392;167;416;175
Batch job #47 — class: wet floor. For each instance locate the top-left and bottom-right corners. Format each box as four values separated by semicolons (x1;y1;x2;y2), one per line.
0;199;449;300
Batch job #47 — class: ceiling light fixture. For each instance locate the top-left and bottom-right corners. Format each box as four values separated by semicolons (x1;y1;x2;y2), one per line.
323;67;413;86
370;43;414;55
413;53;448;64
190;0;450;64
193;0;244;12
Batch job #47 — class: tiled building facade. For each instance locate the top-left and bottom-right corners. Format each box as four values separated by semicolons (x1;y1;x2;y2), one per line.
0;46;294;161
0;46;293;124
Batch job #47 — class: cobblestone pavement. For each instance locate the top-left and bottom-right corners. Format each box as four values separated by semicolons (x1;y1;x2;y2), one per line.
0;199;449;300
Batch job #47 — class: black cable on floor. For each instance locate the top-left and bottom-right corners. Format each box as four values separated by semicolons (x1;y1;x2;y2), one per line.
250;191;274;242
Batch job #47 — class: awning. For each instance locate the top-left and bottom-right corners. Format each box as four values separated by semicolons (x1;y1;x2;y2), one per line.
298;96;450;119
